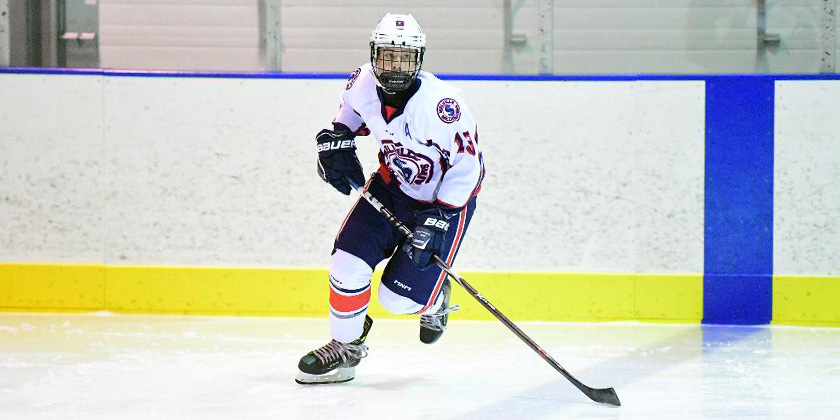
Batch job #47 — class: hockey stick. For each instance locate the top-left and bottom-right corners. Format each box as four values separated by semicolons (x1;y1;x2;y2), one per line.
348;181;621;406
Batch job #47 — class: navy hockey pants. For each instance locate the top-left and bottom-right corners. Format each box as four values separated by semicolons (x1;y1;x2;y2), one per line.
333;171;477;313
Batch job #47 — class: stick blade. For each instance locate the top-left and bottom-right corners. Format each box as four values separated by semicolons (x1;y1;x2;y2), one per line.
584;386;621;406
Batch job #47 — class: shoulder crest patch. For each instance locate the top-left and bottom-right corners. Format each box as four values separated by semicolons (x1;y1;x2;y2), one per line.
436;98;461;124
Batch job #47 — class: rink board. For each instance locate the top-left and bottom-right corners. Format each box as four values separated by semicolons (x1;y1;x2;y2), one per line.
2;70;840;325
771;80;840;327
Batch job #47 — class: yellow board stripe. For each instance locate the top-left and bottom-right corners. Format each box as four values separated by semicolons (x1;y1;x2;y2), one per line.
446;272;702;322
0;263;105;311
772;275;840;327
1;263;703;322
104;266;329;316
5;265;840;325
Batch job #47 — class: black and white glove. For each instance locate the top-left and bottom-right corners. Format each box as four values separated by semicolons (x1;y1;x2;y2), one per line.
316;126;365;195
406;207;457;271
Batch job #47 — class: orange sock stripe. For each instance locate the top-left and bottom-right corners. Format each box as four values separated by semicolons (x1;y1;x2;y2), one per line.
330;287;371;313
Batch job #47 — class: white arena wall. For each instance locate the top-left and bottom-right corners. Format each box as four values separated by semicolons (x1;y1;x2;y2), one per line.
0;72;706;273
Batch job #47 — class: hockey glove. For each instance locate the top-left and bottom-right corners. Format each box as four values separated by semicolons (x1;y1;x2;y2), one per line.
316;126;365;195
407;207;457;271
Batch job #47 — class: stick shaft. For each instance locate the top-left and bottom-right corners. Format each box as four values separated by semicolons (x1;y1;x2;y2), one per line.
432;255;599;397
350;184;620;406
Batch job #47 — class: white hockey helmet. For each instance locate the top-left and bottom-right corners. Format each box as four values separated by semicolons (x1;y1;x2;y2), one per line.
370;13;426;92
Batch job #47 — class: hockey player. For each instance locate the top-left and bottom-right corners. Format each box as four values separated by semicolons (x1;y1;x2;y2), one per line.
296;13;485;385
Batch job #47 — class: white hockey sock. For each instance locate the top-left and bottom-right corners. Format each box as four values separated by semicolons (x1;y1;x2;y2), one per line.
328;249;373;343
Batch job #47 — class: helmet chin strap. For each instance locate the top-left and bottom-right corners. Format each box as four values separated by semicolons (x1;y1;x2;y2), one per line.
379;85;400;95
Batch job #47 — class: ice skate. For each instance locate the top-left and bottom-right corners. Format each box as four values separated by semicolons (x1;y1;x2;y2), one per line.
420;278;459;344
295;315;373;385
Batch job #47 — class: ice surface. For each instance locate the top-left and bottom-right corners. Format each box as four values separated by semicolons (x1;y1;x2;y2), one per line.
1;312;839;419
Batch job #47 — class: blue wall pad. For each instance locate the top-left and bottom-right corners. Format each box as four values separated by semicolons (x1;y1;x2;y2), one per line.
703;76;774;324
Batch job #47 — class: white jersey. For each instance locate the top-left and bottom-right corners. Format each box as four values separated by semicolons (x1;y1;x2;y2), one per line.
333;63;485;209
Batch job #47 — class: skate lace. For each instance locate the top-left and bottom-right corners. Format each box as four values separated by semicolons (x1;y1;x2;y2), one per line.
420;304;460;331
312;340;369;365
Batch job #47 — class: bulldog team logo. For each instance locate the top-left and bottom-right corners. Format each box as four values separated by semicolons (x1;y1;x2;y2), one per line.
436;98;461;123
381;139;434;185
346;67;361;90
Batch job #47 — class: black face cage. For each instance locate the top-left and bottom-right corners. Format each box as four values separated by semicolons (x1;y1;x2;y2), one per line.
370;43;425;92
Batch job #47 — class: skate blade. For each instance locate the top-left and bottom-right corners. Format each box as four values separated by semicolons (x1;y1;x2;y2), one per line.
295;367;355;385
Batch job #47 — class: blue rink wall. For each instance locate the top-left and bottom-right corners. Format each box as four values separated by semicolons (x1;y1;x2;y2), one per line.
0;69;839;326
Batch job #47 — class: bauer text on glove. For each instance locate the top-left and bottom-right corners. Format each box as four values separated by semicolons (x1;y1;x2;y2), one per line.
316;125;365;195
407;208;456;270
